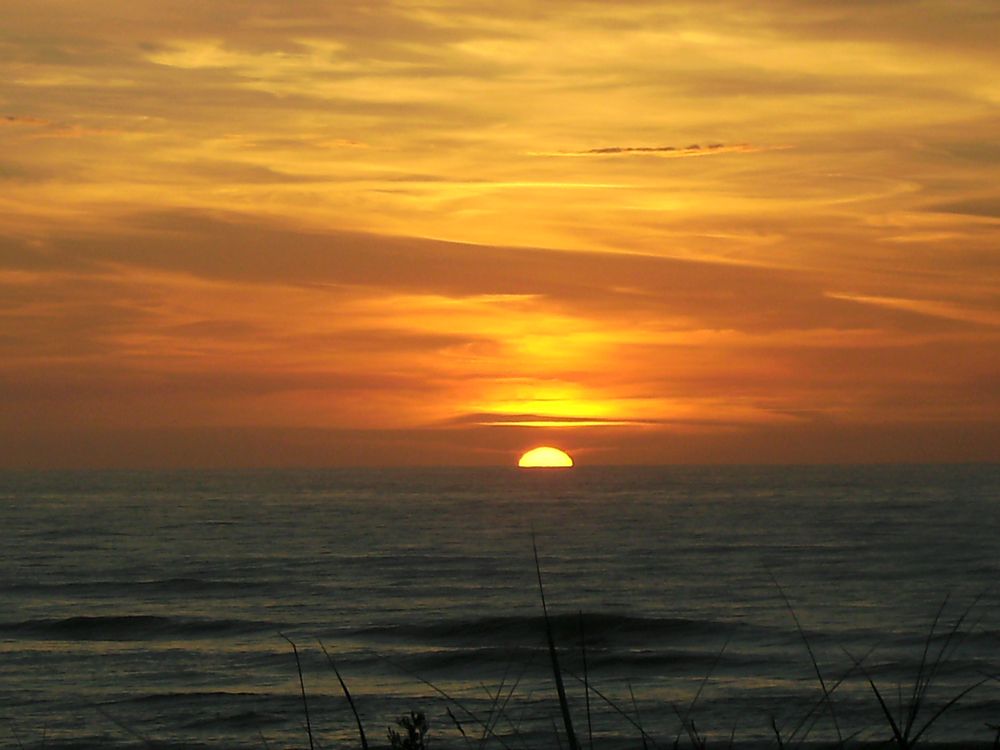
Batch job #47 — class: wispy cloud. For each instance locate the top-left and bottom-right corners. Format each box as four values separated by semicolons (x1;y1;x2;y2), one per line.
444;413;650;428
548;143;776;158
826;292;1000;327
1;114;110;138
2;115;51;127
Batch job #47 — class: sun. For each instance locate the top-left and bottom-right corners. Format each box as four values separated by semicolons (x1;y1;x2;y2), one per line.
518;446;574;468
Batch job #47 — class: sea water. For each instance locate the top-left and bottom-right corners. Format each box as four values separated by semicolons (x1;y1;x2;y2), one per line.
1;465;998;749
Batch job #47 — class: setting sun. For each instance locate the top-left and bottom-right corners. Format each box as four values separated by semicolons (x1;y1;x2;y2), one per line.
518;446;574;468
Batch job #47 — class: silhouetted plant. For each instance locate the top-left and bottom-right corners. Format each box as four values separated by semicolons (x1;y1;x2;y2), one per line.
848;594;989;749
533;534;580;750
285;558;995;750
388;710;429;750
280;634;314;750
319;639;369;750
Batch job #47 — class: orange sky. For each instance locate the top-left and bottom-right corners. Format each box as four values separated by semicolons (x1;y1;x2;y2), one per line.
1;1;998;467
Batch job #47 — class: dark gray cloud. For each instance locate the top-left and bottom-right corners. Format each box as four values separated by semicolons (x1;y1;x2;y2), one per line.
926;197;1000;219
0;161;52;182
936;139;1000;164
440;412;747;428
563;143;753;156
2;114;51;126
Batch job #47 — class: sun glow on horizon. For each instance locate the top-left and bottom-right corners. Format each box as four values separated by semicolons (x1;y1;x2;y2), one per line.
518;446;574;468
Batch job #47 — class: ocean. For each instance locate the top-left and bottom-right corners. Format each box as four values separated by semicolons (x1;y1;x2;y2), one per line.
1;465;998;749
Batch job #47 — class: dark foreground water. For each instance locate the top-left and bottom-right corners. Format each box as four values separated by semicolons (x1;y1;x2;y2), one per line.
1;465;999;749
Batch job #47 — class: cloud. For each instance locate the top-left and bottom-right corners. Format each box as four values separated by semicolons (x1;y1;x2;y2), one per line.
825;292;1000;327
554;143;770;157
443;412;652;428
440;411;791;428
181;161;341;185
0;365;436;401
0;208;983;338
925;197;1000;220
1;115;51;127
1;114;111;138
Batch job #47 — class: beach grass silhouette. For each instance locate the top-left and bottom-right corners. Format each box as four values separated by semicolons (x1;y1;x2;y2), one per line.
262;557;993;750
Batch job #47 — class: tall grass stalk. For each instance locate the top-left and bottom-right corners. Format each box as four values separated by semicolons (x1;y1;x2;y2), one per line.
771;716;785;749
673;634;730;750
445;706;471;750
532;534;580;750
370;648;517;750
564;669;660;749
92;703;157;748
479;650;534;747
769;573;843;748
787;646;876;747
628;681;649;750
578;611;594;750
4;720;26;750
318;640;368;750
478;651;515;743
846;593;990;748
280;633;315;750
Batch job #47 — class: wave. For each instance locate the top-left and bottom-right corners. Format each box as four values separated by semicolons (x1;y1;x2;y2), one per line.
103;690;263;706
0;577;270;595
391;644;776;674
27;742;264;750
351;612;745;645
0;615;281;640
180;709;285;729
